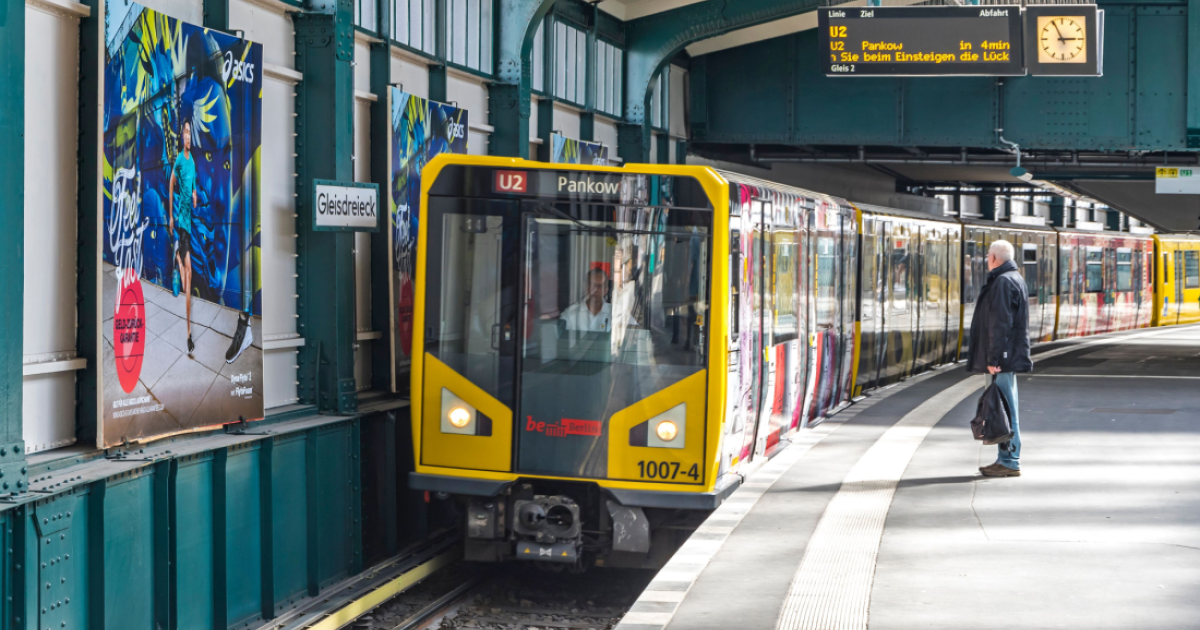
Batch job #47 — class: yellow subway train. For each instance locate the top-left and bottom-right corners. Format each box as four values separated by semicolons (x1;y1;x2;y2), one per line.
406;156;1199;567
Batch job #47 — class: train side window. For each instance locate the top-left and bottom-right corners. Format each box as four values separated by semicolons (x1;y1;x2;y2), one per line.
1163;253;1171;283
1085;246;1104;292
1186;251;1200;289
772;230;800;344
1116;248;1133;291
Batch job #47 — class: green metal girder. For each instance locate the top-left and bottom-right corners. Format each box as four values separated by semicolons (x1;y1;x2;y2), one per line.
1189;0;1200;146
489;0;559;157
203;0;229;30
620;0;822;161
295;8;359;414
0;0;28;491
691;3;1194;153
370;0;396;393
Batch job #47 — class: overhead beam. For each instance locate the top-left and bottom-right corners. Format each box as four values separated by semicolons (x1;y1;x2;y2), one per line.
620;0;823;162
489;0;559;158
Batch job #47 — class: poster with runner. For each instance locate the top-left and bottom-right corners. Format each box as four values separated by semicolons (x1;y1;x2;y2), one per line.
101;2;264;447
391;90;468;386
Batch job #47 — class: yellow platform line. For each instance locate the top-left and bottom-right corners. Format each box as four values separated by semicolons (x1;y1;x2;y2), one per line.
308;548;461;630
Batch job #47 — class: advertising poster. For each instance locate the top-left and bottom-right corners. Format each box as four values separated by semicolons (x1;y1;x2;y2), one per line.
102;2;265;447
391;90;468;382
551;133;609;165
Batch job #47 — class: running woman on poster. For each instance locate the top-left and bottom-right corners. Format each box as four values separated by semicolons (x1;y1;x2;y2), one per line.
169;118;197;356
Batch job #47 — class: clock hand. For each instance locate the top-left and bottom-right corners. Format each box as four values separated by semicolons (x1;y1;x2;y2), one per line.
1052;21;1066;43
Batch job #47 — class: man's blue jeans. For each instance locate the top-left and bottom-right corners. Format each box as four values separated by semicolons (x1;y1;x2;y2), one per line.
994;372;1021;470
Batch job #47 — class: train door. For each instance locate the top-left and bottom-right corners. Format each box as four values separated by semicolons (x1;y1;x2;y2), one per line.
838;204;858;406
870;220;893;388
883;222;913;385
721;201;744;476
1021;242;1042;340
946;227;962;363
808;202;839;420
755;200;797;457
737;198;768;465
856;217;881;393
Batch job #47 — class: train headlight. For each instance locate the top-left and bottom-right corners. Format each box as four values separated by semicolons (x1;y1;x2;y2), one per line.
655;420;679;443
448;407;472;428
646;404;686;449
441;388;479;435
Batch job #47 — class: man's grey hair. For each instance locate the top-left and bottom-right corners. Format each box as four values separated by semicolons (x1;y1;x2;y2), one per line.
989;240;1015;263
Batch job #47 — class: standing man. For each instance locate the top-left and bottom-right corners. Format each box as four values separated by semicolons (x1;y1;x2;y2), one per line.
169;118;197;356
966;239;1032;477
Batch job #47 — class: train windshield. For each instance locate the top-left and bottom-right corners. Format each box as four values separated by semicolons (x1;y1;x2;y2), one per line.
519;203;711;477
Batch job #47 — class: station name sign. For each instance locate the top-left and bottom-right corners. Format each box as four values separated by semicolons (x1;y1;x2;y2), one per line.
312;180;381;232
818;4;1101;77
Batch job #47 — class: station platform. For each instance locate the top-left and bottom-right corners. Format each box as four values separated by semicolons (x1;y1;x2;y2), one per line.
618;325;1200;630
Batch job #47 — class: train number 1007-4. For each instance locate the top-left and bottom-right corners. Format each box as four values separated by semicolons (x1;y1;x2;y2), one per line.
636;460;700;481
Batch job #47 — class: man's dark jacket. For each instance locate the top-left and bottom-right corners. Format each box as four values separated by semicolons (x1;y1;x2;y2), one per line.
966;259;1033;374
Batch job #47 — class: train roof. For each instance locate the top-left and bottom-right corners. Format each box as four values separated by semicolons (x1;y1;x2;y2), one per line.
957;216;1058;233
715;169;852;209
851;203;960;224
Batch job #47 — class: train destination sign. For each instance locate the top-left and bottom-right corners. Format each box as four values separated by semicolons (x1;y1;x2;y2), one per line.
819;6;1025;76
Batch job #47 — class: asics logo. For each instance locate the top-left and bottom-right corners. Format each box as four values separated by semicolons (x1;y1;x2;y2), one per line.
222;51;256;84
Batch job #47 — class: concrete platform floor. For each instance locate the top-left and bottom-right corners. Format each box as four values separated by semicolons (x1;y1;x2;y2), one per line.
618;325;1200;630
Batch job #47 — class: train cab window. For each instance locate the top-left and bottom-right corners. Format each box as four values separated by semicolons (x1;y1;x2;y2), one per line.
1085;247;1104;292
1186;251;1200;288
1116;248;1133;291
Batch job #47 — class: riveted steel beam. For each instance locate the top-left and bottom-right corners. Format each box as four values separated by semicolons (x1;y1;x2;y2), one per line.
0;0;29;492
489;0;559;157
370;0;395;393
295;2;359;413
1189;0;1200;146
621;0;820;162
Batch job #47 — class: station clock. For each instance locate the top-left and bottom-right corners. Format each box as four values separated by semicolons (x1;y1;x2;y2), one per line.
1036;15;1086;63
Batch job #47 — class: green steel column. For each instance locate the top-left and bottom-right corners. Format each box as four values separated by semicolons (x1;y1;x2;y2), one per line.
676;139;687;164
656;132;669;164
76;0;102;447
489;0;559;157
537;98;554;161
0;0;29;490
1189;0;1200;147
370;0;395;393
429;0;448;102
1049;197;1066;228
580;8;597;142
295;3;359;413
979;194;997;221
1106;210;1122;232
203;0;230;30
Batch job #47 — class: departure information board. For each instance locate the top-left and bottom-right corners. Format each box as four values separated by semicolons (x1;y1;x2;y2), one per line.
819;6;1025;76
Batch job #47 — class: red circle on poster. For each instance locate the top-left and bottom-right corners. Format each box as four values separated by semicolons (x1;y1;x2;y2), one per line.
398;275;414;357
114;279;146;393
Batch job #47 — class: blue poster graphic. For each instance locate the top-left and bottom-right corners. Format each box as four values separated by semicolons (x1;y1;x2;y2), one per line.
101;4;264;446
391;90;468;377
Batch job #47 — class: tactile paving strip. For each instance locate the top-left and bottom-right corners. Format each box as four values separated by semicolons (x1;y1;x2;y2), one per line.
614;364;962;630
774;377;983;630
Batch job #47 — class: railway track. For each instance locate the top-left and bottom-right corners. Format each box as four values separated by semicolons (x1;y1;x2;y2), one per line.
336;561;656;630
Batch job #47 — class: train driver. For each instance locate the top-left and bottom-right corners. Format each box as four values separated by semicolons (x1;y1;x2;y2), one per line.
561;265;638;333
561;268;613;332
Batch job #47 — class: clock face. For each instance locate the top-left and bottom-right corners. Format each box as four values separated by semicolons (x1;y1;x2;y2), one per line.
1038;16;1087;64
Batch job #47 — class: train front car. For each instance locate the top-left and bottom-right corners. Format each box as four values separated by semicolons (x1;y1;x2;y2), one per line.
409;156;730;568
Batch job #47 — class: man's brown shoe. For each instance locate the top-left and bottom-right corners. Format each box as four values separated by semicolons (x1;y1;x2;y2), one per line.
980;463;1020;477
